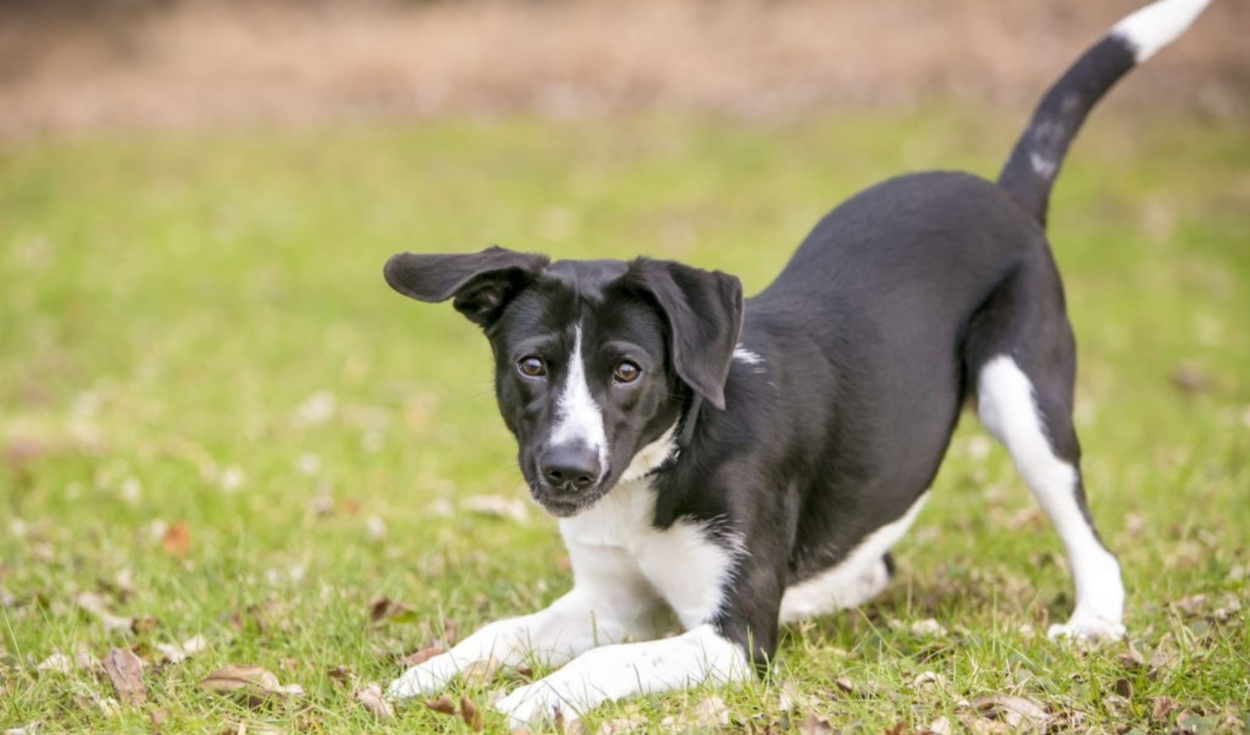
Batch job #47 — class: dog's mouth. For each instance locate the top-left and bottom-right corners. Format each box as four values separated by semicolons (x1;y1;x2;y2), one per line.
524;463;618;518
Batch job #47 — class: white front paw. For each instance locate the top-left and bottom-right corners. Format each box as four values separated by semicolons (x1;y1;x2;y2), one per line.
1047;614;1125;642
386;653;458;700
495;681;567;729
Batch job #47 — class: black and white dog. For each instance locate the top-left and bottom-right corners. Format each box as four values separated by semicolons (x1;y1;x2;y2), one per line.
383;0;1210;726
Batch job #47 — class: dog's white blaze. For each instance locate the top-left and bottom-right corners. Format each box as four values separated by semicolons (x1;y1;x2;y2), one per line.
494;623;748;726
977;355;1125;640
561;475;741;630
779;494;926;623
550;325;608;473
732;344;763;365
1112;0;1211;63
619;422;678;483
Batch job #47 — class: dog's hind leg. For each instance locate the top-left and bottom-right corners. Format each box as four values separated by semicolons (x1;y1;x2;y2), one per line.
967;261;1125;641
779;497;926;624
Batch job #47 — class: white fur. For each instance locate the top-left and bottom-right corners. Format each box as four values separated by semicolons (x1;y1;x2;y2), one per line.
733;344;763;365
495;624;749;727
561;476;741;629
1112;0;1211;62
550;325;608;474
779;494;926;623
1030;152;1058;179
619;422;678;483
977;356;1125;641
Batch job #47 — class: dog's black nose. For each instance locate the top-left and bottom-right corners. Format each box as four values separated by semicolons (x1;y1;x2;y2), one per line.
540;446;601;492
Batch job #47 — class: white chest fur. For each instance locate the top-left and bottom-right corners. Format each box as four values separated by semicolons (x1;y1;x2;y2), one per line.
559;477;740;630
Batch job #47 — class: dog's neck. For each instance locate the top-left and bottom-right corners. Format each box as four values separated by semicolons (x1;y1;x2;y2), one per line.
619;421;679;483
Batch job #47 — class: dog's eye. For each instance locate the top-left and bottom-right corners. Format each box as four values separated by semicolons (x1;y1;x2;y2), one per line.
613;361;642;384
518;356;547;378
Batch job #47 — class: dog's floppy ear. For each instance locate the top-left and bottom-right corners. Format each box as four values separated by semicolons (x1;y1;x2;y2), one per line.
626;259;744;410
384;246;549;327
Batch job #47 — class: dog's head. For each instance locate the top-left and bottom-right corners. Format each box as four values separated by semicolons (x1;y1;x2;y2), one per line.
384;246;743;517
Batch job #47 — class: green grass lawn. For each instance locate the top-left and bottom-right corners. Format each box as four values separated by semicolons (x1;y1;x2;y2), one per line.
1;111;1247;734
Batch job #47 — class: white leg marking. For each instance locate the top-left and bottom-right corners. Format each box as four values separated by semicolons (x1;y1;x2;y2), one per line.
495;624;749;727
386;585;652;700
550;324;608;474
977;355;1125;641
779;495;926;624
1112;0;1211;63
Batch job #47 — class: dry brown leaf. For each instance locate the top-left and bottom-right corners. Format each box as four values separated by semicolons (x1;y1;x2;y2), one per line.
461;696;484;732
1114;678;1133;699
156;635;208;664
961;715;1010;735
596;715;646;734
368;597;414;624
425;694;457;715
74;592;134;633
199;664;304;703
354;683;395;720
397;646;443;667
973;695;1049;731
36;652;73;675
103;648;146;706
690;696;730;728
1169;362;1212;394
1151;696;1177;722
160;520;192;557
798;712;834;735
463;495;529;524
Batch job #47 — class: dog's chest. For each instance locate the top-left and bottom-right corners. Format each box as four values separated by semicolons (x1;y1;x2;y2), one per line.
558;478;738;629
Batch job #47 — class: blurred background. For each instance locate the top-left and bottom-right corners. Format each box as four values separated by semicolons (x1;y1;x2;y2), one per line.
1;0;1247;135
1;2;1247;733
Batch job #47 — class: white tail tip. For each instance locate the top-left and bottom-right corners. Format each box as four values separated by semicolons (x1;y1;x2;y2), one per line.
1112;0;1213;62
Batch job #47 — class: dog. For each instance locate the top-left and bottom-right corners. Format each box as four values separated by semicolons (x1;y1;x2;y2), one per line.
382;0;1211;726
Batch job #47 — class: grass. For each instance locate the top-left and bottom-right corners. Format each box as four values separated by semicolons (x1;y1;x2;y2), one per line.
0;110;1247;734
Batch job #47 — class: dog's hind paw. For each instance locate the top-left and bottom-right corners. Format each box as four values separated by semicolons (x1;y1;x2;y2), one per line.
1047;615;1125;643
494;681;568;729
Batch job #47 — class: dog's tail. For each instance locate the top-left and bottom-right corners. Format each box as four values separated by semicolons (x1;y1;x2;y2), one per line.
997;0;1211;226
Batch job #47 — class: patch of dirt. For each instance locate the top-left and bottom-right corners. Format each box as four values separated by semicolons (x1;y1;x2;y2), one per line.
0;0;1245;138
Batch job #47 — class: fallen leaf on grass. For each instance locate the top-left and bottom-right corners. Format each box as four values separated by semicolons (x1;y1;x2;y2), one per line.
798;712;834;735
972;695;1049;731
911;618;948;637
425;694;457;715
160;520;193;557
928;716;953;735
74;592;134;633
1169;362;1212;394
461;696;483;731
396;646;443;667
3;724;40;735
36;652;73;675
463;495;529;524
200;664;304;704
354;683;394;720
103;648;146;706
1151;696;1177;722
596;715;646;734
156;634;209;664
369;597;416;624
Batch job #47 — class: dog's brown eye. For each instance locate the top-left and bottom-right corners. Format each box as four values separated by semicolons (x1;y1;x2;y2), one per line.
518;356;547;378
613;361;641;384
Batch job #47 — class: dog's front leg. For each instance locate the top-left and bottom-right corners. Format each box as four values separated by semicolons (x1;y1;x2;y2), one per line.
494;623;750;728
386;587;642;699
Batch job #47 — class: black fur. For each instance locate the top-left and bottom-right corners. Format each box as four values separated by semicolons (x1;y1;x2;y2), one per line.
384;15;1158;672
